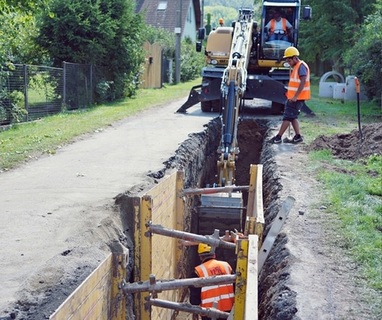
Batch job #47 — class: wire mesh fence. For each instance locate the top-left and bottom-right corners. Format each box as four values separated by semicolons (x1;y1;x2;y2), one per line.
0;62;94;125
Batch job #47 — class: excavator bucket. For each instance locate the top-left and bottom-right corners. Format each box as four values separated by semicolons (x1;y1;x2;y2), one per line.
198;192;243;236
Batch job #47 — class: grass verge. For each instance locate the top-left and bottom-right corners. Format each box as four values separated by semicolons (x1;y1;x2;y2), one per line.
300;83;382;293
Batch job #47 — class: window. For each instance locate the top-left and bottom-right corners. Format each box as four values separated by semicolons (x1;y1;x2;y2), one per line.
157;1;167;10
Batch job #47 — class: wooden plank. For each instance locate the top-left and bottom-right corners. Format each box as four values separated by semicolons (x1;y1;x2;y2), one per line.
50;254;113;320
147;172;178;319
233;239;248;320
245;164;258;220
245;235;258;320
246;165;264;246
139;195;152;320
254;165;264;224
175;170;185;279
110;253;128;319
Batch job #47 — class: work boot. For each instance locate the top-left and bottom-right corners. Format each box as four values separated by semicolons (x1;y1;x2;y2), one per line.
270;135;282;144
292;134;303;143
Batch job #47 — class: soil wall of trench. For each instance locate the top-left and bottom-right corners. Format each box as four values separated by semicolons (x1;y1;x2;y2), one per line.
118;117;297;319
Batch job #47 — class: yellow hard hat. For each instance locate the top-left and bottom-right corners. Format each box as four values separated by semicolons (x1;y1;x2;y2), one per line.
283;46;300;58
198;243;212;254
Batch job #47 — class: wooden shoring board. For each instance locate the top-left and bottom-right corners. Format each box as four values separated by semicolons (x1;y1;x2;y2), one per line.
244;234;258;319
246;164;264;246
228;235;259;320
146;171;180;319
50;252;127;320
233;239;248;320
133;171;181;320
133;195;152;320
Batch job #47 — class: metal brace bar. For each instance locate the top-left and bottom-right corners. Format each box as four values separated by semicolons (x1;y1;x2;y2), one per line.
258;196;295;271
122;274;237;294
145;298;229;319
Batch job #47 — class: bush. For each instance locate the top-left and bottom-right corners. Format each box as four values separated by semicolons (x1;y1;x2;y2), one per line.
37;0;147;103
180;37;205;82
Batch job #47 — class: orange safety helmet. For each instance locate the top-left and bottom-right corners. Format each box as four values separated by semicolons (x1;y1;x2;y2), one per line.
219;18;224;25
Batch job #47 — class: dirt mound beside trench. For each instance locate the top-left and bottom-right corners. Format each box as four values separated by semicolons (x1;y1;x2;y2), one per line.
306;122;382;160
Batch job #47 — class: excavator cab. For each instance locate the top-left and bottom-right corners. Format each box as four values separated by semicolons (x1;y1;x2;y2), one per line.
261;6;297;60
260;4;311;61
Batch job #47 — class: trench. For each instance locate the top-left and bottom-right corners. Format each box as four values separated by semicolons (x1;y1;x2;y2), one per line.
119;116;296;319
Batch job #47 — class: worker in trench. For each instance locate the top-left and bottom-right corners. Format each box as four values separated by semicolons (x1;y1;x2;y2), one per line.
189;243;235;320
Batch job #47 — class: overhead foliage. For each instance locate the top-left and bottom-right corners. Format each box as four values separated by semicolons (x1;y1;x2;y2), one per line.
298;0;376;70
0;0;50;64
37;0;147;101
344;0;382;103
204;5;238;28
0;0;50;13
142;25;175;58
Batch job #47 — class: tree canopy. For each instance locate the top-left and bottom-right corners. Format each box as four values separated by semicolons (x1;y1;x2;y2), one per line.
37;0;147;101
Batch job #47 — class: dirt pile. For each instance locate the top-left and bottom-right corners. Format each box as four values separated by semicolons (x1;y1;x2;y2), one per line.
306;123;382;160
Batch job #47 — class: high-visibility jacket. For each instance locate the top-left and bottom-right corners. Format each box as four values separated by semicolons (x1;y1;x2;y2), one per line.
194;259;235;311
286;60;311;100
270;18;287;34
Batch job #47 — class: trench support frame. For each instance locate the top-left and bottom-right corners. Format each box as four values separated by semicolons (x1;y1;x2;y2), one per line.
127;164;265;319
47;163;294;319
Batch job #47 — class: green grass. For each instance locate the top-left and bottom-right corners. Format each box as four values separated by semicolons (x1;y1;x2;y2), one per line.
1;78;382;295
300;83;381;144
314;156;382;289
308;151;382;290
301;83;382;292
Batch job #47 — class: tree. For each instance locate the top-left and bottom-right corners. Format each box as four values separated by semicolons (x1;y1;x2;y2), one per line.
344;0;382;103
298;0;376;75
36;0;147;101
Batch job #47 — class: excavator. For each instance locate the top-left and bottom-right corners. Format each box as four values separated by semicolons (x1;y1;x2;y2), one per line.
178;1;311;236
177;0;312;115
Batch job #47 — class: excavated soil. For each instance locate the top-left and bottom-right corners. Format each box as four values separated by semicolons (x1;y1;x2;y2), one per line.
306;122;382;160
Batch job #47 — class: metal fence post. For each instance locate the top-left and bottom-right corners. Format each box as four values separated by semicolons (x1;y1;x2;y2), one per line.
63;61;66;108
23;64;29;121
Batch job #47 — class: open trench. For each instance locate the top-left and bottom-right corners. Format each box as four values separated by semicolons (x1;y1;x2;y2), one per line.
120;116;297;319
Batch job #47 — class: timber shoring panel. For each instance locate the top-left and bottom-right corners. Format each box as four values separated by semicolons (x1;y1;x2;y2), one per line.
133;170;185;320
50;252;127;320
147;171;182;319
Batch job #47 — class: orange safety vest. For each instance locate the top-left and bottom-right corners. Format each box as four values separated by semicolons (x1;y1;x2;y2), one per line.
286;60;311;100
194;259;235;311
270;18;287;34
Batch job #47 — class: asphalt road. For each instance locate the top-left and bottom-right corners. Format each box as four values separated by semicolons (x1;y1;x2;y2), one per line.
0;98;216;313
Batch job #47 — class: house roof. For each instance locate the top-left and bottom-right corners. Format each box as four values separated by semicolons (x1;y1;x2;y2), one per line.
136;0;201;33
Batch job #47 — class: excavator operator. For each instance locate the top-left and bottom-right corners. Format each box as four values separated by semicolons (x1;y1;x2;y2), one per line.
265;9;293;41
189;243;235;320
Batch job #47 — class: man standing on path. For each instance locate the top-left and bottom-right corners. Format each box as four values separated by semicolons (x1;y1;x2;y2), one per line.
189;243;235;320
270;46;311;144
